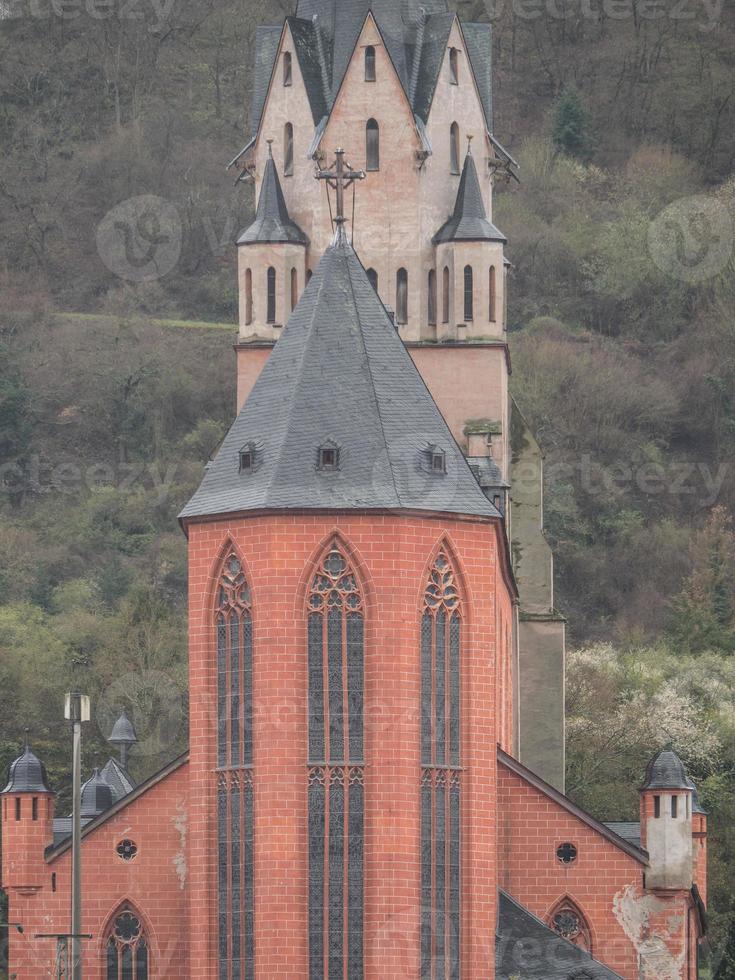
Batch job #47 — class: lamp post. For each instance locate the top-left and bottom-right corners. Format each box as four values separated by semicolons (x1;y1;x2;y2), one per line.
64;693;90;980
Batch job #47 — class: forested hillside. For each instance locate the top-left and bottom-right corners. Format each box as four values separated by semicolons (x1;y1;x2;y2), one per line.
1;0;735;971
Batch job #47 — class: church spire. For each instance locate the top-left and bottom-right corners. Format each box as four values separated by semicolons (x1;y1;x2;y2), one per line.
433;148;507;245
237;140;308;246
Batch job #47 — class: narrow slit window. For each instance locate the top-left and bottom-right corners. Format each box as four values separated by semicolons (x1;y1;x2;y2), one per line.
367;268;378;292
267;267;276;323
489;265;497;322
671;795;678;819
283;51;292;86
449;47;459;85
245;268;253;326
32;797;38;821
290;267;298;312
396;268;408;324
442;265;450;323
365;45;376;82
450;122;460;175
654;795;661;818
366;119;380;171
428;269;437;326
15;798;20;821
464;265;474;321
284;122;294;176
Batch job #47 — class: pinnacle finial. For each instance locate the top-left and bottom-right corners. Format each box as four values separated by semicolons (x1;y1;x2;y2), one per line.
266;139;274;158
467;134;474;155
23;727;30;750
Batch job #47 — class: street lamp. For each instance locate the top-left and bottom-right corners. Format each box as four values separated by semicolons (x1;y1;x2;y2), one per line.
64;693;90;980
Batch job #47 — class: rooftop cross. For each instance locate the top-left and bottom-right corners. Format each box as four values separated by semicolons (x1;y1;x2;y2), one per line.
315;147;365;236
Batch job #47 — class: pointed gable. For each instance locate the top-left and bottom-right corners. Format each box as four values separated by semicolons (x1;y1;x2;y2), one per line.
237;148;308;246
181;231;498;522
433;151;506;244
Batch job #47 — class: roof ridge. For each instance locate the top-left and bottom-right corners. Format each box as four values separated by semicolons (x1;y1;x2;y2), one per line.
342;243;402;507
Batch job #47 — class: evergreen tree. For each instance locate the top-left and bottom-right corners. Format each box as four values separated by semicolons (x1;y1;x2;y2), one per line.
670;507;735;654
551;86;594;160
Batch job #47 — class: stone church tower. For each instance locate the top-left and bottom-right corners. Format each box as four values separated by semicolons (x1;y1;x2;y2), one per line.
0;2;709;979
229;0;566;793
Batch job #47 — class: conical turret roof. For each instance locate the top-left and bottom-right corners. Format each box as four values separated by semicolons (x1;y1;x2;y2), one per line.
433;150;506;245
237;147;308;246
181;229;499;522
109;709;138;747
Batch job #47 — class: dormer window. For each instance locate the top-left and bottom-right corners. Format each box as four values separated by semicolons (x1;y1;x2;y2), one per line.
317;440;340;471
283;52;293;87
239;443;257;473
449;48;459;85
427;445;446;474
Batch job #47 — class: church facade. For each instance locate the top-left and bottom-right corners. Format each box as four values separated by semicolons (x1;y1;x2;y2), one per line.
1;2;708;978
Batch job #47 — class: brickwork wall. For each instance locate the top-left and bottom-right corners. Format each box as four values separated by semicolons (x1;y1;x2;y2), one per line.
186;512;512;979
2;761;189;979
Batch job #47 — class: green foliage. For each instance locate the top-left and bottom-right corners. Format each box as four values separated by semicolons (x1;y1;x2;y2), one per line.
552;87;594;161
715;917;735;978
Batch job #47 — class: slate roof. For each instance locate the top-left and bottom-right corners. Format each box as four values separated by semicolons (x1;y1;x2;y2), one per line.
434;150;506;244
237;148;309;246
244;1;495;148
109;709;138;746
2;743;52;795
497;891;624;980
80;769;114;819
101;758;136;802
687;776;707;815
603;821;642;848
181;229;499;523
642;747;690;791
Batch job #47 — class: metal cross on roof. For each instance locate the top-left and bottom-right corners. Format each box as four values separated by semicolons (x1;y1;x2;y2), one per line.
316;147;365;232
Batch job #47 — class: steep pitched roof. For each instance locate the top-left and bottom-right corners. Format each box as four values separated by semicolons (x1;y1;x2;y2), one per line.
288;17;330;124
181;229;499;523
462;22;493;132
237;148;309;246
497;891;624;980
101;758;136;802
241;0;494;150
433;150;506;244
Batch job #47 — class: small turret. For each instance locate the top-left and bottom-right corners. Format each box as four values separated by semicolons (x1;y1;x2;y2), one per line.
640;746;693;891
237;140;309;341
108;708;138;770
0;738;55;893
80;768;114;820
433;145;506;342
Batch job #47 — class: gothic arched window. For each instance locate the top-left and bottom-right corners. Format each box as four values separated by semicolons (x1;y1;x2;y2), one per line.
245;268;253;326
307;543;364;979
106;910;148;980
548;899;592;952
420;550;462;979
489;265;497;322
216;553;255;980
450;122;460;174
267;267;276;323
284;122;294;176
367;267;378;292
365;45;376;82
283;51;292;87
442;265;450;324
464;265;474;321
428;269;437;326
366;118;380;171
396;267;408;324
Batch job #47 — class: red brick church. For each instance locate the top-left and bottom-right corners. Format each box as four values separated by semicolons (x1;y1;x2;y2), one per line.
1;1;708;977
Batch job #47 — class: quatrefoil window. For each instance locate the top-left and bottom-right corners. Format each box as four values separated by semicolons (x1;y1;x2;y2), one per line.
116;839;138;861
